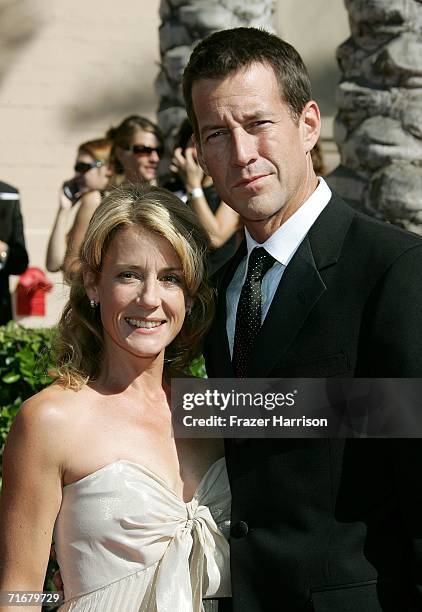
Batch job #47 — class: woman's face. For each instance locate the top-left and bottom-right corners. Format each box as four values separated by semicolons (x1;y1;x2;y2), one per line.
75;152;110;192
85;226;191;363
116;129;162;183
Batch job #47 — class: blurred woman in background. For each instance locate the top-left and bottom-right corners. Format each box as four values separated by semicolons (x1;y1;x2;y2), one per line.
46;138;111;275
107;115;164;186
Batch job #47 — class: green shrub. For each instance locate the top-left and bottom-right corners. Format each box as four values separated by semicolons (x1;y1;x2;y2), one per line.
0;322;55;462
185;355;207;378
0;323;57;595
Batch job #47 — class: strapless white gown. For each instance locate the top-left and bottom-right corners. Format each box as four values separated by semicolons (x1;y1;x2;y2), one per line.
54;457;231;612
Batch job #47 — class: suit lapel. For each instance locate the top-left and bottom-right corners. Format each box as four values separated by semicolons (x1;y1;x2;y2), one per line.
248;194;356;377
249;236;325;376
205;241;247;377
206;193;356;378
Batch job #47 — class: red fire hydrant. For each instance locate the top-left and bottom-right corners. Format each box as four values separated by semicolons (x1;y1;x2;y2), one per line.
15;267;53;316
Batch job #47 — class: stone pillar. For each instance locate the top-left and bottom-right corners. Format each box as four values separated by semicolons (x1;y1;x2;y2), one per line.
328;0;422;233
156;0;275;169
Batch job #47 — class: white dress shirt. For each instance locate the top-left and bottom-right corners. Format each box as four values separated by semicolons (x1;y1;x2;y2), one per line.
226;177;332;356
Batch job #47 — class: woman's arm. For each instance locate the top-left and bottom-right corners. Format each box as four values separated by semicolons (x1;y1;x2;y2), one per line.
45;191;76;272
172;147;240;248
63;190;101;276
205;201;241;249
188;194;240;249
0;392;64;611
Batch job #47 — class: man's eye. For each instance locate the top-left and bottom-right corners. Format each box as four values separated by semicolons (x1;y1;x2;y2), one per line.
206;130;226;142
249;120;271;129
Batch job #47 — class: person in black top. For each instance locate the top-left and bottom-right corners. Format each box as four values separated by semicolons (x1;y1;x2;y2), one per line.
0;180;29;325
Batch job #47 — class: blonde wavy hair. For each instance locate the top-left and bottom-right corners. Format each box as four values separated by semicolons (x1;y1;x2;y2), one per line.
55;184;214;388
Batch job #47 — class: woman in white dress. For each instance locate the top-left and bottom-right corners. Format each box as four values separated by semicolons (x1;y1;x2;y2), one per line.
0;185;231;612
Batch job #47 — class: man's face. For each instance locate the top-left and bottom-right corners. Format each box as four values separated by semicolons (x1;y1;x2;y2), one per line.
192;62;320;241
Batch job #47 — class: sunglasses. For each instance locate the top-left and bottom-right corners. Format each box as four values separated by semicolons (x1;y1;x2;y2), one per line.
129;144;164;158
74;160;106;174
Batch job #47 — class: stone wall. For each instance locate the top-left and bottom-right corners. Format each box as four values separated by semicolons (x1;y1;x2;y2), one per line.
328;0;422;233
157;0;276;147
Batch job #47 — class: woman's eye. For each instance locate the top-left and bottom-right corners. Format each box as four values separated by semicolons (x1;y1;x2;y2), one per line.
119;271;138;281
162;274;182;284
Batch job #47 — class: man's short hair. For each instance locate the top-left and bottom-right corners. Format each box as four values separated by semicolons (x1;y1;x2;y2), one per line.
183;27;313;137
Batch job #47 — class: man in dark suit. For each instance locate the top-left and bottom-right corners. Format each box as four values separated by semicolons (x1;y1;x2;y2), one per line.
0;180;29;325
182;28;422;611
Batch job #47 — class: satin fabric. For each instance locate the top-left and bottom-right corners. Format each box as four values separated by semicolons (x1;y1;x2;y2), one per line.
54;458;231;611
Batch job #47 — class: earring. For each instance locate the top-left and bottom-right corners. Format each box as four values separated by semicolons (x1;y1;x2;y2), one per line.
90;299;98;309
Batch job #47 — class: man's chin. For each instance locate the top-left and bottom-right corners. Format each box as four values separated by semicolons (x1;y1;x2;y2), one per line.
235;199;288;240
237;198;283;224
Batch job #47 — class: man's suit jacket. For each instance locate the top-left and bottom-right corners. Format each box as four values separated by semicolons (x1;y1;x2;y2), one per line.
0;181;29;325
205;194;422;612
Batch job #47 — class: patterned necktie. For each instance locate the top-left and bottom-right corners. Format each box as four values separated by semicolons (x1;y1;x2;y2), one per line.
233;247;276;378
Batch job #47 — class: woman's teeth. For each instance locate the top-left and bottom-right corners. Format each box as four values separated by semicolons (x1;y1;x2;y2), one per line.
125;318;162;329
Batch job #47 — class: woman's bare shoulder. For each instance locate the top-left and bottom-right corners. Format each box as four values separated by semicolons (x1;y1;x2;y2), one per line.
16;383;88;434
4;384;92;476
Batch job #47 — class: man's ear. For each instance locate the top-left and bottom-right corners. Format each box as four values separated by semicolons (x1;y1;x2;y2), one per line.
300;100;321;153
83;268;99;303
192;134;209;176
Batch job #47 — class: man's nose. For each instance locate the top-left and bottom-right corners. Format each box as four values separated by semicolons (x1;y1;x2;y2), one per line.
230;129;258;167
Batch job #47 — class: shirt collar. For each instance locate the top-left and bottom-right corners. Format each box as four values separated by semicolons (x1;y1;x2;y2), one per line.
245;177;332;266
